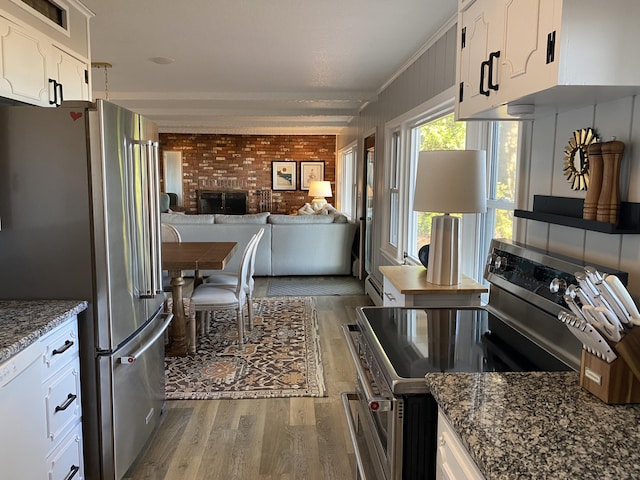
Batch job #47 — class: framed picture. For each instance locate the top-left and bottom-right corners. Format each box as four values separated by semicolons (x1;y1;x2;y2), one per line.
272;161;297;190
300;161;325;190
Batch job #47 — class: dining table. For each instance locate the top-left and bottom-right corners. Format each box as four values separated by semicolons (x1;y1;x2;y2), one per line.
162;241;237;356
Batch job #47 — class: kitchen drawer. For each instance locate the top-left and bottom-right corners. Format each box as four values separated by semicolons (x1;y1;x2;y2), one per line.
41;315;79;379
382;276;405;306
43;358;81;449
46;423;84;480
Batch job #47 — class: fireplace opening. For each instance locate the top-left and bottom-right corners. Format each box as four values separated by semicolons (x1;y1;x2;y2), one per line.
197;190;247;214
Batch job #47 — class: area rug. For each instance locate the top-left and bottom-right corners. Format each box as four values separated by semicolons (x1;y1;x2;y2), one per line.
165;296;326;400
266;276;364;296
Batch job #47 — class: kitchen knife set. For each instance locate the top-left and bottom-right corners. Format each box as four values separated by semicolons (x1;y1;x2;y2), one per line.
556;266;640;363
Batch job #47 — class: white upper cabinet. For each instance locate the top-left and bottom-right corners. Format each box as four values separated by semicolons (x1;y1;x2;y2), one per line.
51;46;90;102
0;1;92;106
456;0;640;120
0;15;50;105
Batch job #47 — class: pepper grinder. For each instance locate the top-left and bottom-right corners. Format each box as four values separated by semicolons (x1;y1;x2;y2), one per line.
596;140;625;224
583;143;603;221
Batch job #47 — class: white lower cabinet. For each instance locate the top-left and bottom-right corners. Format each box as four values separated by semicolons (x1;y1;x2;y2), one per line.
0;314;83;478
436;409;485;480
42;315;84;479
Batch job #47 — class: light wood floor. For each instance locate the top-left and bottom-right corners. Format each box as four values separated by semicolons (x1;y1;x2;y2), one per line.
123;277;373;480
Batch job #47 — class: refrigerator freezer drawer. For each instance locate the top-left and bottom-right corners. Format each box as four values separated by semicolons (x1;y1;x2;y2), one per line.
97;311;171;480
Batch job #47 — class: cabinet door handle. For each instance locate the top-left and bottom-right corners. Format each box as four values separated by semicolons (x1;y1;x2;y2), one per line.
546;31;556;64
488;50;500;91
52;339;74;355
48;78;58;105
479;60;490;96
56;82;64;105
55;393;77;412
63;465;80;480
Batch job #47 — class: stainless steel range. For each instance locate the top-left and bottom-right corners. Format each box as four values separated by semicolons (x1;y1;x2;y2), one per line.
342;238;628;480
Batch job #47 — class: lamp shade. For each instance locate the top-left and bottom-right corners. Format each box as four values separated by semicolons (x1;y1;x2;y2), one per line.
413;150;487;214
308;180;332;198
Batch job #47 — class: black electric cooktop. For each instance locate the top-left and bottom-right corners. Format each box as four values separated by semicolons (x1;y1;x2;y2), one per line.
357;307;571;382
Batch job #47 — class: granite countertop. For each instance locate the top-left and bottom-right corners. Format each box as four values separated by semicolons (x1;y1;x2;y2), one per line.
426;372;640;480
0;300;88;363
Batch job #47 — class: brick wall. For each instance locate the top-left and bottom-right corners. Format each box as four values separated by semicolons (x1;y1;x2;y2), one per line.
159;133;336;214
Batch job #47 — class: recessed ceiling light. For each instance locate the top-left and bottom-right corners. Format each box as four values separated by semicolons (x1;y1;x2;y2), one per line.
149;57;175;65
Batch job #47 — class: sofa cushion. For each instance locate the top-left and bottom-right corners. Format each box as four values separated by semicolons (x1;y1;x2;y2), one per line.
268;214;335;224
161;212;216;224
215;212;270;224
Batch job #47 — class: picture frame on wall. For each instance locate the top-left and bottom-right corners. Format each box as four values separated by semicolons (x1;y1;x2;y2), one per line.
272;161;297;190
300;161;325;190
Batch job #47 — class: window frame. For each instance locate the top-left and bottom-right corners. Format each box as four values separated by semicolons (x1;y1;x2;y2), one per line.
380;86;521;284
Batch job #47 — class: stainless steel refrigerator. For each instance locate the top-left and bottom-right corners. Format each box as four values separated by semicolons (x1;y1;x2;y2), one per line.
0;100;170;479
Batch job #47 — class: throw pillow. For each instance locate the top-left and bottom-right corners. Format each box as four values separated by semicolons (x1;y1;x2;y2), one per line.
268;214;335;224
161;212;215;224
214;212;270;224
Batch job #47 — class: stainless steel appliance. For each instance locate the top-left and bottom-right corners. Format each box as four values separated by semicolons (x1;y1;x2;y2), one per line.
0;100;171;479
342;238;628;480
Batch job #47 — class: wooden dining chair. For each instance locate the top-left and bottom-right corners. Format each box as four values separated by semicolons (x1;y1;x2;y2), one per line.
187;232;254;352
203;227;264;330
161;224;181;292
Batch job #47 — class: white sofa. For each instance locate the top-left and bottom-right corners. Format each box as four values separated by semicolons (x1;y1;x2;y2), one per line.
161;212;358;276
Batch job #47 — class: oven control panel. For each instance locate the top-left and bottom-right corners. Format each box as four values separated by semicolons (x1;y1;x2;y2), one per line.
487;248;575;307
485;239;628;315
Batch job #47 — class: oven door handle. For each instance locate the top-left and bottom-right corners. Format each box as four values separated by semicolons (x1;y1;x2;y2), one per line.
341;392;371;480
342;325;392;412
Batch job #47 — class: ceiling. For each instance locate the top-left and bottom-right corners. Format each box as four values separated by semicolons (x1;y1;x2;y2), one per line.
81;0;457;134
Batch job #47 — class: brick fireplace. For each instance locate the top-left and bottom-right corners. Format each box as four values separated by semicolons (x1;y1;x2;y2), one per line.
159;133;336;214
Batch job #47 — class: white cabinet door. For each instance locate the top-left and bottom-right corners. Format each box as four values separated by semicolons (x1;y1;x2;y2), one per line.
0;341;48;478
436;410;485;480
456;0;505;119
50;46;90;102
499;0;560;103
0;15;52;106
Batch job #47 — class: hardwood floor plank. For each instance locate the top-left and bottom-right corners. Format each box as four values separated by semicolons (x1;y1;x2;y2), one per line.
123;280;373;480
288;397;316;426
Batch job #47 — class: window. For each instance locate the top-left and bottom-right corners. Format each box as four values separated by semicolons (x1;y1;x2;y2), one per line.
389;130;400;247
476;121;520;276
336;143;357;221
382;88;520;284
409;113;466;256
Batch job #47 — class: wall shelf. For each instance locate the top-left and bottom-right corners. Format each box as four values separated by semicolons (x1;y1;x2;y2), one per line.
514;196;640;234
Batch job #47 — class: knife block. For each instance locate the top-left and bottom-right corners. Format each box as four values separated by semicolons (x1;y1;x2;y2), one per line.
580;327;640;404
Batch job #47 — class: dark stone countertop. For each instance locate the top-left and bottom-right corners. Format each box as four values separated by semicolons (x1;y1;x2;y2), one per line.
0;300;88;363
426;371;640;480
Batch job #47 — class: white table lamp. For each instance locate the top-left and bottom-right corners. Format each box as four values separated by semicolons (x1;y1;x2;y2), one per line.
414;150;486;285
308;180;332;210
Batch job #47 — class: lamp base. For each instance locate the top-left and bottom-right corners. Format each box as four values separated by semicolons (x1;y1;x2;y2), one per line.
311;198;327;211
426;214;461;285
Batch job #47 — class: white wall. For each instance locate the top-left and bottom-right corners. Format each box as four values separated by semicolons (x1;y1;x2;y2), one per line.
338;19;458;286
520;95;640;296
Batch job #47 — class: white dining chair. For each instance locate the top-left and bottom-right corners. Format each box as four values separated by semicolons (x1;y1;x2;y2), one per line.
187;231;254;352
203;227;264;330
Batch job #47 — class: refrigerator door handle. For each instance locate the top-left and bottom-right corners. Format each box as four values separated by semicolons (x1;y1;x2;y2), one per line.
133;139;159;299
119;312;172;364
147;140;163;295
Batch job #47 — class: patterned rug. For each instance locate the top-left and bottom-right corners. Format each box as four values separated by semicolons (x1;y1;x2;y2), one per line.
165;296;326;400
266;275;364;296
